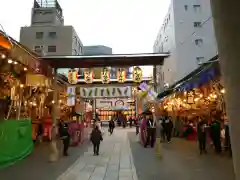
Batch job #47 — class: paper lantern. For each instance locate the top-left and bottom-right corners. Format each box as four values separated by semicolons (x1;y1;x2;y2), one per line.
101;68;110;84
117;68;126;83
84;68;94;83
133;67;143;82
68;69;78;84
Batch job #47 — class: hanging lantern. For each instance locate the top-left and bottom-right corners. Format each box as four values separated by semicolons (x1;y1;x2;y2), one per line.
84;68;94;83
101;68;110;84
68;69;78;84
117;68;126;83
133;66;143;82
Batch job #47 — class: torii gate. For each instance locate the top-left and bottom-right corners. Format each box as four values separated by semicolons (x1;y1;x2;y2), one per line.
42;53;169;161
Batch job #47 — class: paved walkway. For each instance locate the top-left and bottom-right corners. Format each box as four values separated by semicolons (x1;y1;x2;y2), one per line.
128;132;235;180
57;128;138;180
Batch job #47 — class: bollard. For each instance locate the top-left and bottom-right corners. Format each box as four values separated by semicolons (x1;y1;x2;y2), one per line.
155;137;162;159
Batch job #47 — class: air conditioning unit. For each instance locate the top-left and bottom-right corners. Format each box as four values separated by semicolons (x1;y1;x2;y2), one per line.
33;45;45;55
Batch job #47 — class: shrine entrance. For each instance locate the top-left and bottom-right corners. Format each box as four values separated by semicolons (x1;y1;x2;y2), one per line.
42;53;169;123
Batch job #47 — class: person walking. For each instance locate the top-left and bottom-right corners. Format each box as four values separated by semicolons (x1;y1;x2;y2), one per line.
108;119;115;135
90;125;103;155
144;115;156;148
197;117;207;154
210;115;222;153
59;120;70;156
165;117;173;143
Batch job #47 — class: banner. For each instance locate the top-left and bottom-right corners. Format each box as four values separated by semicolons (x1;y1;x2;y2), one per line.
0;120;33;168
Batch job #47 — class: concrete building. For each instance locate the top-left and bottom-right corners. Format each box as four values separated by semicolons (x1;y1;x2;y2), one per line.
82;45;114;79
19;0;83;77
154;0;218;90
83;45;112;56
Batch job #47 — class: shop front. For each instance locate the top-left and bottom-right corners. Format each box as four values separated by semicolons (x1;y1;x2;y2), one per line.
158;56;227;145
0;31;52;168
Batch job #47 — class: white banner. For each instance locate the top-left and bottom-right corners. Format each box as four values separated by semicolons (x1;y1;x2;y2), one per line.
80;86;131;98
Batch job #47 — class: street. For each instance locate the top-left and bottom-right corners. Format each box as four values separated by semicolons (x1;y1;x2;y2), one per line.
0;127;235;180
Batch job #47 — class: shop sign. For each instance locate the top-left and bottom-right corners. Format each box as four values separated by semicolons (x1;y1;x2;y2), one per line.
96;98;130;108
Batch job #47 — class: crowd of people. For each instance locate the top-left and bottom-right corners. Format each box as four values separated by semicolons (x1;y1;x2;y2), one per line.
161;111;232;156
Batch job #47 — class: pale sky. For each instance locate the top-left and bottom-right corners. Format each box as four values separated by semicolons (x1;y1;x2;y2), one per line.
0;0;170;76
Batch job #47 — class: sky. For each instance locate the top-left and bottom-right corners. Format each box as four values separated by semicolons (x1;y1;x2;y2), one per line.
0;0;171;76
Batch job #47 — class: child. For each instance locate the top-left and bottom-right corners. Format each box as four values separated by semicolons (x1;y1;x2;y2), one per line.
90;125;103;155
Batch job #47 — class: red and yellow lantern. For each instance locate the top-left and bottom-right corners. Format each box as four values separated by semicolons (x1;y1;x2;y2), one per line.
68;69;78;84
133;66;143;83
84;68;94;83
117;68;126;83
101;68;110;84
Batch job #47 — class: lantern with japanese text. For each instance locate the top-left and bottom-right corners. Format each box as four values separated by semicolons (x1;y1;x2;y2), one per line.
84;68;94;83
68;69;78;84
101;68;110;84
117;68;126;83
133;66;143;82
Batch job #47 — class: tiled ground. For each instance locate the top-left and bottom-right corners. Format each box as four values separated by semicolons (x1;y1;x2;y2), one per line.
0;127;235;180
57;128;137;180
128;132;235;180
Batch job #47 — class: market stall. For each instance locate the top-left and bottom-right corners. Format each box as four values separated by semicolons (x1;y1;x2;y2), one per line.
158;56;226;142
0;31;52;168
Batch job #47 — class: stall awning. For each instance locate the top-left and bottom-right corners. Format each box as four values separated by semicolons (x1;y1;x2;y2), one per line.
157;55;219;99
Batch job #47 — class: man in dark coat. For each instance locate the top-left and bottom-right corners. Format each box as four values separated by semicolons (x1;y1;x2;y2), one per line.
210;116;222;153
165;118;173;143
144;115;156;148
109;119;115;135
197;117;207;154
90;126;103;155
59;120;70;156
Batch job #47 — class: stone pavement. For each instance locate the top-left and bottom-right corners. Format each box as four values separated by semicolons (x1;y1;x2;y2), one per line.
128;132;235;180
0;127;92;180
57;128;138;180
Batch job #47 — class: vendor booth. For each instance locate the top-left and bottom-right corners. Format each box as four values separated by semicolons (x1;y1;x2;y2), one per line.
0;31;52;168
157;56;227;143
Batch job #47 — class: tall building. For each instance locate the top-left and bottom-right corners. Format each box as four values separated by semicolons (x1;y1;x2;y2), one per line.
19;0;83;76
154;0;217;89
82;45;118;79
83;45;112;56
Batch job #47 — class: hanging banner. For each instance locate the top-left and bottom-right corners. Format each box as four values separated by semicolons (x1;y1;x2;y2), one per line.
84;68;94;84
68;69;78;84
101;68;110;84
79;86;131;98
133;66;143;82
117;68;126;83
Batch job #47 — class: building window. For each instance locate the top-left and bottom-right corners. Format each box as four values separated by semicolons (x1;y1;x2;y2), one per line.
49;32;56;38
36;32;43;39
193;5;201;12
194;22;202;27
48;45;56;52
184;5;188;11
34;45;44;54
196;57;204;64
169;14;170;20
195;39;203;46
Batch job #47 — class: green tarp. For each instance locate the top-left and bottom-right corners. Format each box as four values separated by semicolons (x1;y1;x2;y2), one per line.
0;120;33;168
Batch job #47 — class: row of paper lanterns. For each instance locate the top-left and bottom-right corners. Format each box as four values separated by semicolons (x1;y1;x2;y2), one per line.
68;67;143;84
